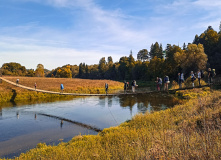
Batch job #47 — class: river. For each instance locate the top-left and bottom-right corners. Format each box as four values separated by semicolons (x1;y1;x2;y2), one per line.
0;93;178;158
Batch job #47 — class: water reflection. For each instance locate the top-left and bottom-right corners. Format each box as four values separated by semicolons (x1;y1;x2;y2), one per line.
118;93;178;114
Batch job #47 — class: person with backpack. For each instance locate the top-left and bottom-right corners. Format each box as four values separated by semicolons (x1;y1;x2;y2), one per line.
131;80;137;93
158;77;162;91
124;81;128;94
60;84;64;93
164;75;170;91
208;68;212;85
16;79;19;85
105;83;109;95
191;71;196;87
197;70;201;86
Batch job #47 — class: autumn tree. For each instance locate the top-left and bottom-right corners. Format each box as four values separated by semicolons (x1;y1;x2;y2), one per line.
164;44;182;78
26;69;35;77
174;44;208;74
35;64;44;77
1;62;26;76
148;56;164;80
137;49;149;61
55;65;72;78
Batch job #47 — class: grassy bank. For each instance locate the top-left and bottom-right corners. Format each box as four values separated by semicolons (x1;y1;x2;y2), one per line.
2;88;220;160
0;76;124;103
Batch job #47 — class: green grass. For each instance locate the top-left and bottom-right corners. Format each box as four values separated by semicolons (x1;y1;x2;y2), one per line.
1;88;221;160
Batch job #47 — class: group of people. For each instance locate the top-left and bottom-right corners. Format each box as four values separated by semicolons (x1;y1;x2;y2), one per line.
155;68;215;91
155;76;170;91
123;80;138;93
190;68;215;87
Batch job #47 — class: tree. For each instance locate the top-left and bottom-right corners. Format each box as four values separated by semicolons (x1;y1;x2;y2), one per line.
35;64;44;77
98;57;107;78
150;42;163;59
148;56;164;80
137;49;149;61
1;62;26;76
55;65;72;78
219;21;221;33
164;45;182;78
174;44;208;74
107;56;113;66
26;69;35;77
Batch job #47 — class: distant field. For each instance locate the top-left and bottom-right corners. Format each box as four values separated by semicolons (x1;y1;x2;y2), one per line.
1;76;124;94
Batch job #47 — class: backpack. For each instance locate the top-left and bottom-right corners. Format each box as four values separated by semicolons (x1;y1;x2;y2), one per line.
164;76;168;82
158;78;162;85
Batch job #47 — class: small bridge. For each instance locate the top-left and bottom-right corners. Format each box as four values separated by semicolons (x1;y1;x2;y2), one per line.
0;77;214;96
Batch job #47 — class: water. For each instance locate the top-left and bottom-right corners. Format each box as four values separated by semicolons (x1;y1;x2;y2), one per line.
0;94;178;158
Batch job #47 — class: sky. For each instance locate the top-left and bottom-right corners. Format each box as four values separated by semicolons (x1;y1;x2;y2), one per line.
0;0;221;70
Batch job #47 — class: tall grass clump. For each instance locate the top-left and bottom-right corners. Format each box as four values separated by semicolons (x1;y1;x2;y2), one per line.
1;88;220;160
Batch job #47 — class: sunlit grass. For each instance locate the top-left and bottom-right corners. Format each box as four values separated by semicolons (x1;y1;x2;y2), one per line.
0;76;124;102
1;88;221;160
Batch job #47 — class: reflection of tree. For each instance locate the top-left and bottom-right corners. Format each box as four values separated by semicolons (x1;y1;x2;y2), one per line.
119;93;178;113
0;107;2;117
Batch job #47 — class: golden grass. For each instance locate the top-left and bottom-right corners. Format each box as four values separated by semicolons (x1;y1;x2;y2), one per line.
2;88;221;160
2;76;123;93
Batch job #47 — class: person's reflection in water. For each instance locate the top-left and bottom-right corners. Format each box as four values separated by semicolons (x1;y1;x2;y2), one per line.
60;120;63;128
108;97;112;108
34;114;37;120
16;111;19;119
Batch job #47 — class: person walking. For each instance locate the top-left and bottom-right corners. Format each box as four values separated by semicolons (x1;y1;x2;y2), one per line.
164;75;170;91
34;83;37;90
197;70;201;86
60;84;64;93
105;83;109;95
16;79;19;85
191;71;196;87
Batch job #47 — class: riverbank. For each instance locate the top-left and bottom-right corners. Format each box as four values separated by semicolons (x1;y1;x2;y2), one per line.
1;88;220;160
0;76;123;103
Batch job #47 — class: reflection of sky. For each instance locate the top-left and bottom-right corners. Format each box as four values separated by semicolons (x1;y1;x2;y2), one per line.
0;94;178;158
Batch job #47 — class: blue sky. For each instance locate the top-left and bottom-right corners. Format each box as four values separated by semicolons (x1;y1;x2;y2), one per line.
0;0;221;70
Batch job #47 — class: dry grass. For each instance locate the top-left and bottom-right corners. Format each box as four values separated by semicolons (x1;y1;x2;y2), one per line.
2;76;123;94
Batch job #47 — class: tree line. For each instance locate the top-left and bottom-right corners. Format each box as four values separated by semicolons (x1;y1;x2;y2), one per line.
1;25;220;81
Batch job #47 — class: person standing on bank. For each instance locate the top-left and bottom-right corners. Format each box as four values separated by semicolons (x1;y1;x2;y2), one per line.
60;84;64;93
208;68;212;85
197;70;201;86
164;75;170;91
124;81;128;94
131;80;136;92
191;71;196;87
34;83;37;90
105;83;109;95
